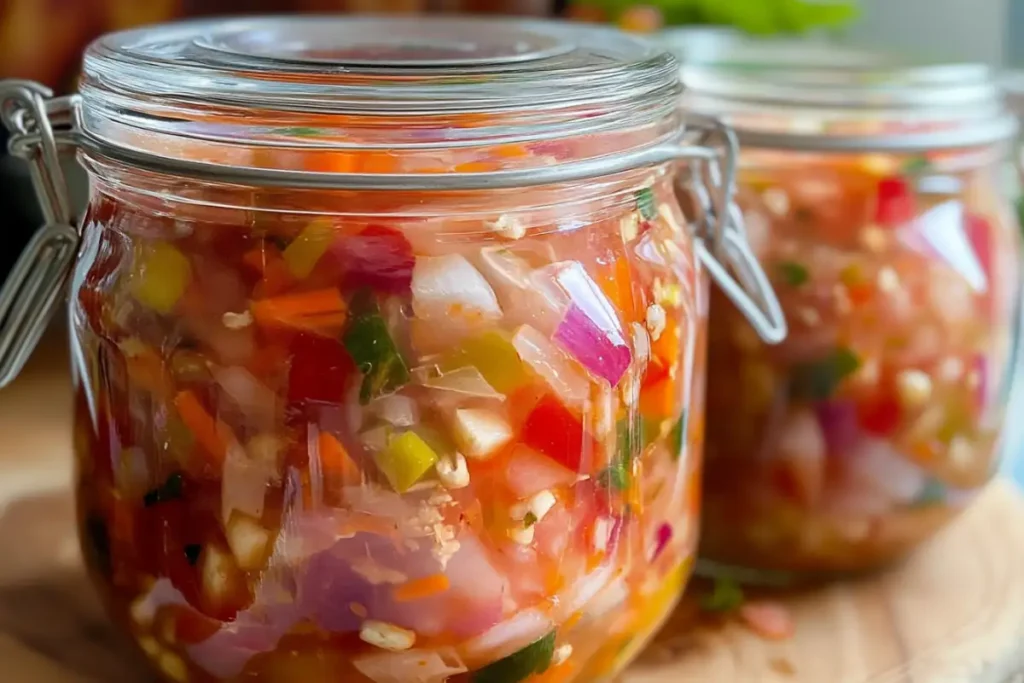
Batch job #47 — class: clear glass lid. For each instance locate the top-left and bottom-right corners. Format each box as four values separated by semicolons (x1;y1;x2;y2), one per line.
77;16;683;182
681;41;1017;152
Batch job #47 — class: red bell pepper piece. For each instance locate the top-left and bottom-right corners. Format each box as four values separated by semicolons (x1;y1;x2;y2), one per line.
874;176;916;227
520;394;598;472
287;333;354;405
965;212;993;290
857;394;902;436
330;224;414;294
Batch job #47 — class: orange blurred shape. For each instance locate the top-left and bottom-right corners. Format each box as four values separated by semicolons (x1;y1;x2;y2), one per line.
618;5;663;33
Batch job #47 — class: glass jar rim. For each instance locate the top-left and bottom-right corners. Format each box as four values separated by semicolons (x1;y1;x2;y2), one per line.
679;42;1017;152
77;16;687;186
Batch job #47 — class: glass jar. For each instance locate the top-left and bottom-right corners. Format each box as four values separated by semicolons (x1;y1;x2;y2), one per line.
0;17;782;683
683;47;1022;580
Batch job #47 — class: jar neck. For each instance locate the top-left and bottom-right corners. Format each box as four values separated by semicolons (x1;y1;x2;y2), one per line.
82;151;678;227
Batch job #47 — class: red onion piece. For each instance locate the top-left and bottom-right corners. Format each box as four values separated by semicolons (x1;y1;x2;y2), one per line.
554;304;632;387
652;522;673;561
548;262;631;386
815;400;861;456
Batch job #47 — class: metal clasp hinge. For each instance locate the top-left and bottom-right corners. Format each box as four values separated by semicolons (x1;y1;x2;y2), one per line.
0;80;81;387
682;114;788;345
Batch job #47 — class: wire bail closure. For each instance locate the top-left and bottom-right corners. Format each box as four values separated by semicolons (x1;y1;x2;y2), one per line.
0;78;785;388
681;114;788;345
0;81;81;388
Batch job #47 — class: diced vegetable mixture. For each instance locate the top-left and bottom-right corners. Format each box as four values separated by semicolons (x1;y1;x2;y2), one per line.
702;150;1020;575
71;163;705;682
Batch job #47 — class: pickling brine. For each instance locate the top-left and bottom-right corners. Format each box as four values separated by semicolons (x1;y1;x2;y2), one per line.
72;170;703;683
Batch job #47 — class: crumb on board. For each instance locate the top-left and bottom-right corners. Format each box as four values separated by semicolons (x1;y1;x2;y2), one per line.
739;600;796;641
770;656;796;676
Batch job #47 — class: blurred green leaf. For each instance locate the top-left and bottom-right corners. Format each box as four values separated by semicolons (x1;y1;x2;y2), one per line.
576;0;859;33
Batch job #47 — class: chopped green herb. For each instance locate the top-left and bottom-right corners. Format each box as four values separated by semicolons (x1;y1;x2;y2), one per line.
913;478;947;507
184;544;202;566
700;577;745;613
343;291;410;405
143;472;185;507
1015;196;1024;235
902;156;932;175
472;630;556;683
635;187;657;221
790;347;861;401
668;411;687;460
523;512;539;528
776;261;810;287
84;515;111;578
271;126;324;137
597;462;630;491
616;416;659;463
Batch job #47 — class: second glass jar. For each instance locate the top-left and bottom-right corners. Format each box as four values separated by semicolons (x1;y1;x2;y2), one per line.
684;49;1022;578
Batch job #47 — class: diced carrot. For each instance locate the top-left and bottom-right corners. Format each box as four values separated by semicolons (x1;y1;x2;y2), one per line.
317;431;361;485
123;345;170;397
340;513;402;538
651;318;680;370
454;160;497;173
392;573;451;602
908;439;939;464
173;391;233;465
598;257;635;321
359;152;399;174
243;246;293;298
639;377;677;419
305;152;360;174
846;282;874;306
532;662;575;683
492;143;530;159
562;611;583;631
251;288;347;336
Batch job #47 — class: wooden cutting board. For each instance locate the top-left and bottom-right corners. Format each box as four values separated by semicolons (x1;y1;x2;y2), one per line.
4;331;1024;683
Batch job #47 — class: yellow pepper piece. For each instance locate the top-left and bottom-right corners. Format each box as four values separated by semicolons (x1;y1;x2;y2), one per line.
375;431;439;493
283;218;335;279
131;242;191;314
441;331;527;395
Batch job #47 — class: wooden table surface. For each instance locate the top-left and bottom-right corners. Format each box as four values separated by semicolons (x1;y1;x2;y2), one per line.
3;331;1024;683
